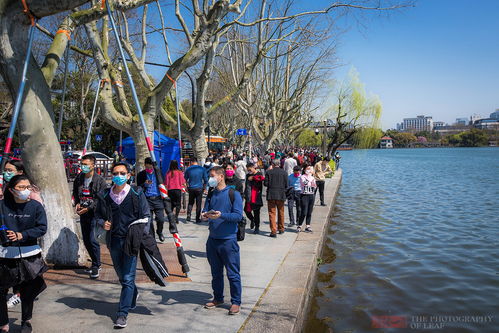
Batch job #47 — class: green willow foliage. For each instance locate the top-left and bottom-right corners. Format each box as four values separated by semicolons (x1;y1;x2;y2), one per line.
323;68;382;152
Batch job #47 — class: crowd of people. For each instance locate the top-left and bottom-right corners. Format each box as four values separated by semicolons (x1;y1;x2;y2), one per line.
0;147;338;331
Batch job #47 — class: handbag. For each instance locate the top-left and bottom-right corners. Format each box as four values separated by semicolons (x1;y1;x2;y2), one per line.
0;254;48;289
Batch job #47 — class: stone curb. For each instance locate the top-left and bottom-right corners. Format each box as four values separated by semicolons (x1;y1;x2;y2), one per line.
240;169;343;333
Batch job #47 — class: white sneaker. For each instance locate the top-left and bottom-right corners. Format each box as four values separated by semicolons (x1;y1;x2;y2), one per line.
7;294;21;308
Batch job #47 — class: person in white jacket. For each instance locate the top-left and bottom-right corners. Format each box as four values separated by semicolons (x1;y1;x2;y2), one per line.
234;156;247;181
283;152;298;176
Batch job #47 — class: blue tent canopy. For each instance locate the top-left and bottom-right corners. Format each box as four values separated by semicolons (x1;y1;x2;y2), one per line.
117;131;181;175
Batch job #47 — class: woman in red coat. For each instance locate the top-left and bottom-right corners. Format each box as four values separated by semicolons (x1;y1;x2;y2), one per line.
244;163;265;234
164;160;186;218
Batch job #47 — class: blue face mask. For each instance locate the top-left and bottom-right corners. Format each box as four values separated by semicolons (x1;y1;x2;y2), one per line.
208;177;219;188
81;165;92;174
112;175;128;186
3;171;15;182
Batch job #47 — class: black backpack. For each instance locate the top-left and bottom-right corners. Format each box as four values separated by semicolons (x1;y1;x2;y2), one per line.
207;188;247;242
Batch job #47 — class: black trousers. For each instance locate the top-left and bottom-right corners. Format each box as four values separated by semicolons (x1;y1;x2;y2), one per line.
147;196;166;235
187;188;204;222
245;206;261;230
168;189;182;217
298;194;315;226
80;214;101;269
0;276;46;325
316;180;326;205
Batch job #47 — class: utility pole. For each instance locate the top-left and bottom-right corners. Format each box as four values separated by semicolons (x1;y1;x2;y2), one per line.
323;120;328;157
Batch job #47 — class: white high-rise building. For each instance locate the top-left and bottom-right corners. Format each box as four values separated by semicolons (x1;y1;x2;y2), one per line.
400;115;434;132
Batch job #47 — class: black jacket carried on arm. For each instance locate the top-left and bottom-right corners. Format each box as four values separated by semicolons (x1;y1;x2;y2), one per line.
263;167;288;201
95;186;168;286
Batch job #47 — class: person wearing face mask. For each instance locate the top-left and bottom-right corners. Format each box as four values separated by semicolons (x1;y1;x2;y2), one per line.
287;165;302;227
137;158;166;242
201;166;243;315
224;162;244;194
94;162;151;329
0;160;43;312
72;155;107;279
297;164;317;233
244;163;264;234
0;160;42;203
0;175;48;333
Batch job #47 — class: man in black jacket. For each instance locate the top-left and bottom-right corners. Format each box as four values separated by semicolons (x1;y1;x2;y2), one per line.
264;159;288;237
136;157;166;242
72;154;107;279
95;162;150;329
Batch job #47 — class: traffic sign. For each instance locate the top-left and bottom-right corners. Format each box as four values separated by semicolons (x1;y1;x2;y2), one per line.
236;128;247;136
95;134;103;142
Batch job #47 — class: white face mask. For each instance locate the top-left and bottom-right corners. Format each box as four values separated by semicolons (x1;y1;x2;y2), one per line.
208;176;219;188
305;169;313;175
13;189;31;201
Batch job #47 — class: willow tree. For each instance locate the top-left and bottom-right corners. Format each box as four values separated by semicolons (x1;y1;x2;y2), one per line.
324;68;382;156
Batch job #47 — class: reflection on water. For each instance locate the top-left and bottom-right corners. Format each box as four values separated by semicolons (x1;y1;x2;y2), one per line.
305;148;499;333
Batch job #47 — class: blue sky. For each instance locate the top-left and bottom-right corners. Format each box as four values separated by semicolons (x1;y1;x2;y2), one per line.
328;0;499;129
145;0;499;130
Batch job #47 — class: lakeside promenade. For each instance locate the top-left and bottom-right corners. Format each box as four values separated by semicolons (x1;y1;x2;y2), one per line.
7;170;342;333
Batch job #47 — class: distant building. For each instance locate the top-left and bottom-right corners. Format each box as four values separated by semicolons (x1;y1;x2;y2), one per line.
434;125;470;135
470;114;485;124
398;115;434;132
469;109;499;130
379;136;393;149
474;118;499;130
433;121;445;128
455;118;468;126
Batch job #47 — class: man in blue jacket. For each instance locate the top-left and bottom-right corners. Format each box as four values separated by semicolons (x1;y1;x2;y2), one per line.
184;159;208;223
201;166;243;315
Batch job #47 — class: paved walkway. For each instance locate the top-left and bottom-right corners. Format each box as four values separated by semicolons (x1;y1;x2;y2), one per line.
6;177;339;333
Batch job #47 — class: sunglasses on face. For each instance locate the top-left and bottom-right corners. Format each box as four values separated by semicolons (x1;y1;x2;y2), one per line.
112;172;128;176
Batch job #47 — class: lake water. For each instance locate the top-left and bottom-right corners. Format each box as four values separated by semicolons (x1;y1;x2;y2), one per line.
304;148;499;333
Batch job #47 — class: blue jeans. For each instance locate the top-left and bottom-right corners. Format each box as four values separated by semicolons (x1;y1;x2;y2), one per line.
287;190;302;224
206;237;242;305
110;237;138;317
